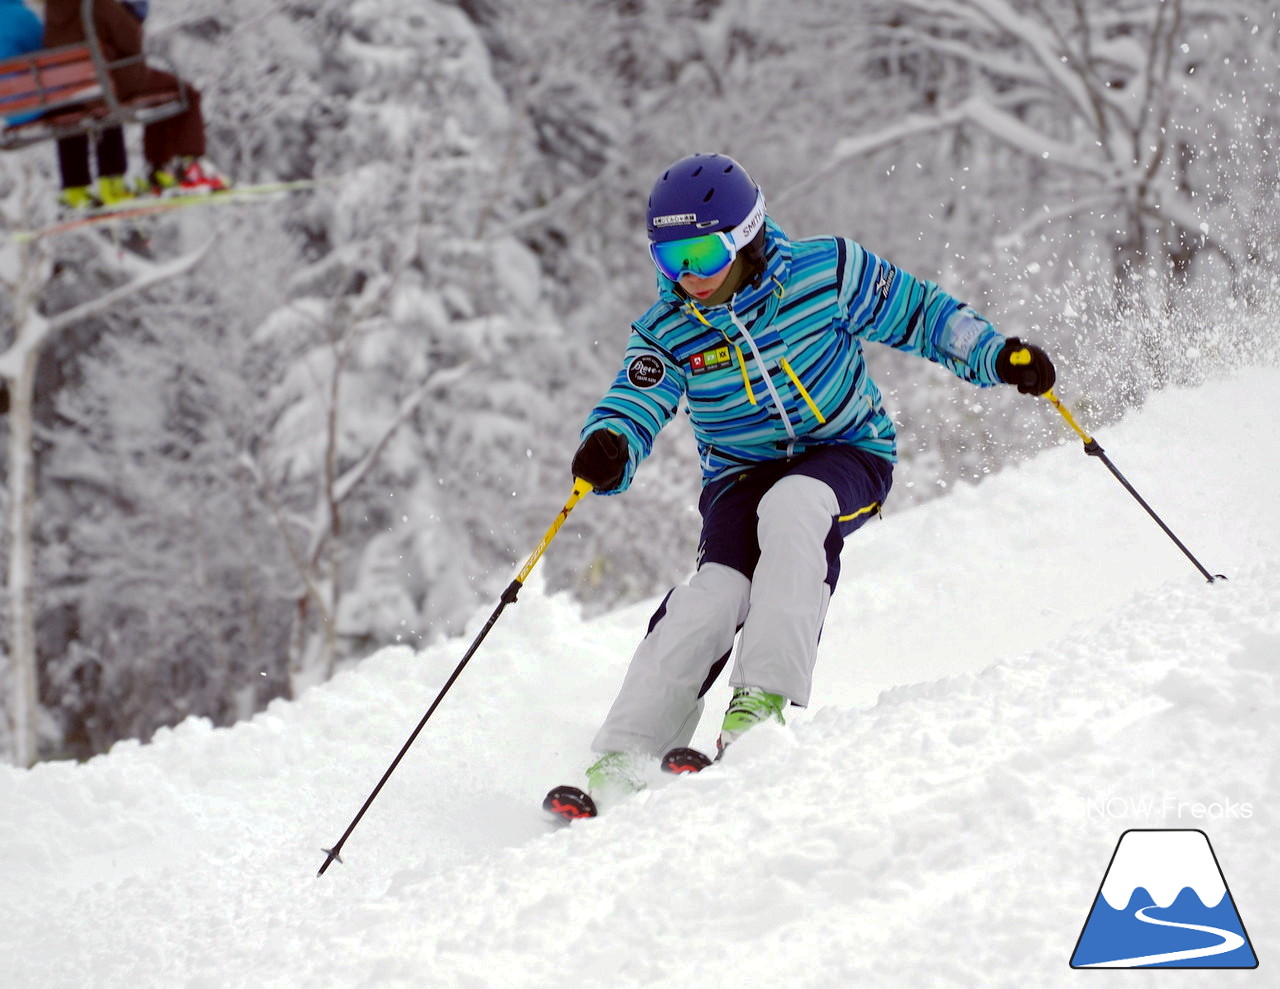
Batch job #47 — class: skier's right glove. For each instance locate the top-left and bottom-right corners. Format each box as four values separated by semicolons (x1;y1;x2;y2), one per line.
571;429;629;492
996;338;1056;395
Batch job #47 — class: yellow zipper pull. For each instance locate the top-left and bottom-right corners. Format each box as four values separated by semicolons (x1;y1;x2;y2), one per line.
733;342;756;406
779;357;826;423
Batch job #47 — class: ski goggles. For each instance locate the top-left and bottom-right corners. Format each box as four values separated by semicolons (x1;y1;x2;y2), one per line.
648;191;766;282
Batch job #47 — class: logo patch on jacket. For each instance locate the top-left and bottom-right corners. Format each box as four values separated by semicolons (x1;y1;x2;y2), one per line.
627;354;666;389
688;346;733;376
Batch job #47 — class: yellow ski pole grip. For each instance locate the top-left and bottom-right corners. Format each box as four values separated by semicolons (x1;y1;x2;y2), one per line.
1010;347;1032;366
1041;388;1093;445
512;477;594;591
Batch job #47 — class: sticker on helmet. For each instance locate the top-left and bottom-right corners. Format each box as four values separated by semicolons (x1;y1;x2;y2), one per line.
653;213;698;227
627;354;666;389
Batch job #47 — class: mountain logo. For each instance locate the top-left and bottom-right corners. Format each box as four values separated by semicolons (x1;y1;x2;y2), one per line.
1070;829;1258;969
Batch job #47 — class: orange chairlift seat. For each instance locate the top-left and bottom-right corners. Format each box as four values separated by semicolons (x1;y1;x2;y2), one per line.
0;0;187;152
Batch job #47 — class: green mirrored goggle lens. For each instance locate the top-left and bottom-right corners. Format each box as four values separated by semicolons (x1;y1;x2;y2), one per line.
649;233;735;281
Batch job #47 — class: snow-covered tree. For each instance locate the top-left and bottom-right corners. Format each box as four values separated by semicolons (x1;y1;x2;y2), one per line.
45;300;291;757
805;0;1278;380
1;166;209;764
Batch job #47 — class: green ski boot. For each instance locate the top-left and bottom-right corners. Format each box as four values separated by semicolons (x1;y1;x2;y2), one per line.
716;686;786;754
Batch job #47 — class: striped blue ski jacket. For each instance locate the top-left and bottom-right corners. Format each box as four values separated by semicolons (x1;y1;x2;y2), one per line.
582;218;1009;491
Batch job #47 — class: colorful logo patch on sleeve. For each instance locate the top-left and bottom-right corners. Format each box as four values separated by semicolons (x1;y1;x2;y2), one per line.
688;346;734;376
627;353;667;389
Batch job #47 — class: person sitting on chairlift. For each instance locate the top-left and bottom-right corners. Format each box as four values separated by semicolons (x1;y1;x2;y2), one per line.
42;0;230;210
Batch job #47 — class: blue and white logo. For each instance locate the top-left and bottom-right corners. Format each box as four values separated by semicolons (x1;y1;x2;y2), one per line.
1070;829;1258;969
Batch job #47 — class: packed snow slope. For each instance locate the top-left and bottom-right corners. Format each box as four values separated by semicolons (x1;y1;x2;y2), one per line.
3;366;1277;988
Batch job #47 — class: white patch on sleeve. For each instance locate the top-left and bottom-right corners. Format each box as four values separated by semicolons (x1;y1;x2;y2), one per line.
940;311;986;361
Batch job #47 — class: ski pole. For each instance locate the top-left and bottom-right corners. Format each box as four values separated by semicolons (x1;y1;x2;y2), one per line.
317;477;594;876
1040;389;1225;584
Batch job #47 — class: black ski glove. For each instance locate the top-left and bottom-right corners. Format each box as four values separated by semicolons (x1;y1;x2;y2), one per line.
996;338;1056;395
571;429;629;492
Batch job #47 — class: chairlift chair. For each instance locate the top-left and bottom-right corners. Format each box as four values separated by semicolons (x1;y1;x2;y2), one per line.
0;0;188;152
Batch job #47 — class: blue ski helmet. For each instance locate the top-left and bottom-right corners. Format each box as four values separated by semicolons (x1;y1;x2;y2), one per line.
646;153;762;244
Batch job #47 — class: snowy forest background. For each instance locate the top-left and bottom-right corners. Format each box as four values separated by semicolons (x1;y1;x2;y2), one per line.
1;0;1276;766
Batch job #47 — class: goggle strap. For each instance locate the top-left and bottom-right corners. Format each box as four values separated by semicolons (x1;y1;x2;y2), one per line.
725;190;766;254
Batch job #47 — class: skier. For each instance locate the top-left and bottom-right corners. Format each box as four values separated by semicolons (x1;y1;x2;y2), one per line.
545;152;1056;821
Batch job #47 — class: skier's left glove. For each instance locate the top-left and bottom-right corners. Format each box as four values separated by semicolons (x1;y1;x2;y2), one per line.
996;338;1056;395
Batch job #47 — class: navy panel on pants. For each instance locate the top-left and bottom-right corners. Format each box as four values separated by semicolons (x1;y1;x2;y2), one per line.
696;445;893;589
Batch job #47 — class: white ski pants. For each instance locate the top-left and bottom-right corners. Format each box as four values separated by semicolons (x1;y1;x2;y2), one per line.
592;475;837;755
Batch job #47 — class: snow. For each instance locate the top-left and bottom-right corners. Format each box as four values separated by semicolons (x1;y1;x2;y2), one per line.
2;365;1278;987
1099;830;1226;910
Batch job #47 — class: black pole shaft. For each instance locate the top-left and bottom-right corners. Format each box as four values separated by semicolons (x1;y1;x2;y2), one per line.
317;579;521;876
1084;440;1222;584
